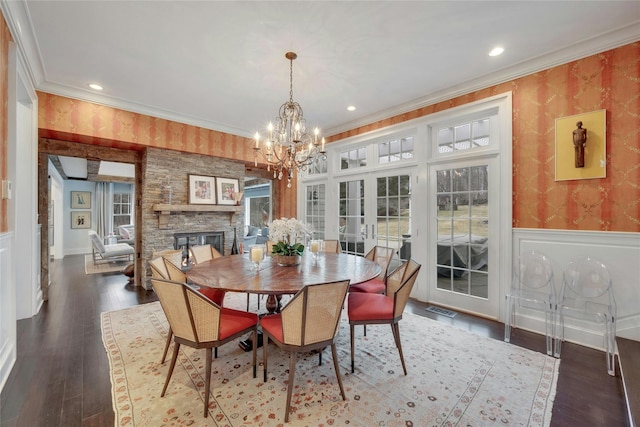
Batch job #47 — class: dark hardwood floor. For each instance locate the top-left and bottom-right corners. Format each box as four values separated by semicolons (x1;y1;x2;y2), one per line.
0;255;629;426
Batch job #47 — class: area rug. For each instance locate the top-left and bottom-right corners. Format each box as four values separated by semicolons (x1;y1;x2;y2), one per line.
84;254;128;275
101;293;559;426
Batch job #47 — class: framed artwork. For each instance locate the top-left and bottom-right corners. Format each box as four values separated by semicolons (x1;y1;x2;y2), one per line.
71;211;91;229
71;191;91;209
555;110;607;181
188;174;216;205
216;177;239;205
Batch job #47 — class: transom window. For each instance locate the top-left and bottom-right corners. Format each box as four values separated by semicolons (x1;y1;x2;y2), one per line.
340;147;367;170
437;118;490;154
378;137;414;164
306;156;327;175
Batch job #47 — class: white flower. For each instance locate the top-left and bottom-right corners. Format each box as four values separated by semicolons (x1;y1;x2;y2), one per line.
268;217;313;245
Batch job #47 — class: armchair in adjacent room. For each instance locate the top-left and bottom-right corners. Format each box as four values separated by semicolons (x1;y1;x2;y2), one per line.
88;230;134;265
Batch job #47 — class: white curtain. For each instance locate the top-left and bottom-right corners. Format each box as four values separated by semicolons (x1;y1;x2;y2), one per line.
95;182;111;237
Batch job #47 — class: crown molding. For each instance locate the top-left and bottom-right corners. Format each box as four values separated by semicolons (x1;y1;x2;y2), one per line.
325;22;640;137
0;0;45;86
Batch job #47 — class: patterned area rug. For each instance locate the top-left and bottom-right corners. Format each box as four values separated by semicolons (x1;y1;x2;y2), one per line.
84;254;128;275
101;293;559;426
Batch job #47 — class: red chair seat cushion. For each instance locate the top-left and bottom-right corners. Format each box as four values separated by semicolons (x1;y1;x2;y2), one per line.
349;278;385;294
348;292;394;321
260;314;284;343
198;288;226;306
218;308;258;340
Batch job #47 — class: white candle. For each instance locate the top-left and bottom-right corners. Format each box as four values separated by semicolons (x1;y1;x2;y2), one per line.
310;241;319;253
251;246;264;262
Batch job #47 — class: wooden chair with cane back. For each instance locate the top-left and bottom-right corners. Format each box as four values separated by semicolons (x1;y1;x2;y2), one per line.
260;280;350;422
151;278;258;418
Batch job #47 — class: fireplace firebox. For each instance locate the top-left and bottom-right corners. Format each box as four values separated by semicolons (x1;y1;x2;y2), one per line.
174;231;224;266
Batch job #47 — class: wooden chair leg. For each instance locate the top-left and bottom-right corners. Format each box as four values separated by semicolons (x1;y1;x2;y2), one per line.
251;328;257;378
161;342;180;397
391;323;407;375
285;352;297;423
161;328;173;363
263;334;269;382
204;348;212;417
350;324;355;373
331;343;346;400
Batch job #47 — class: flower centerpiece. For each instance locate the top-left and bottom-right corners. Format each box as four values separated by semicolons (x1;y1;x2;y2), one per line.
268;217;313;265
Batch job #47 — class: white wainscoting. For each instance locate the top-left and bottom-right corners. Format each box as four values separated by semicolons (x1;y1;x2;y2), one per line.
0;232;16;394
514;229;640;351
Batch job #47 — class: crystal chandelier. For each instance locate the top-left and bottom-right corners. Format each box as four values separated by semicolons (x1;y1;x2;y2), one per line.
253;52;326;188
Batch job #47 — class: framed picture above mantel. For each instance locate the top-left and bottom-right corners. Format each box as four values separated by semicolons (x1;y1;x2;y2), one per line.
216;177;240;205
188;175;216;205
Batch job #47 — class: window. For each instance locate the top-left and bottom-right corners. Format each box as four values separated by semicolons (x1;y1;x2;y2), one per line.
306;156;327;175
112;193;132;228
340;147;367;170
437;118;490;154
305;184;326;239
378;137;414;164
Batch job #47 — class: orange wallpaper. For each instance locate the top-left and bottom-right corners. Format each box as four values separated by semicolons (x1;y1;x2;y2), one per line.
0;18;11;233
37;93;257;163
330;42;640;232
35;43;639;233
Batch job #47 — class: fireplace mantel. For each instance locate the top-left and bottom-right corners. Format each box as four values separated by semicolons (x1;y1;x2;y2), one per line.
152;204;241;229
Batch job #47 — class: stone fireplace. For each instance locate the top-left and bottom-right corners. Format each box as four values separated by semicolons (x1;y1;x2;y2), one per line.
174;231;224;266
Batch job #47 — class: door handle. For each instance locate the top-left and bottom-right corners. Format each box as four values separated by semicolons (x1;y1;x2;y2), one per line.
372;224;376;239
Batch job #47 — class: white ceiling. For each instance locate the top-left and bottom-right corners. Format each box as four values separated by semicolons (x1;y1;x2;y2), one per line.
3;1;639;139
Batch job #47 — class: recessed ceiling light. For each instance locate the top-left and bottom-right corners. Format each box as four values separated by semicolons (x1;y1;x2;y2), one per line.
347;106;356;111
89;83;103;91
489;47;504;57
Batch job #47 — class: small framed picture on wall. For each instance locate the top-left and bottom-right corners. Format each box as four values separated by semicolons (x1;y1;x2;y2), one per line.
71;191;91;209
71;211;91;229
188;174;216;205
216;177;239;205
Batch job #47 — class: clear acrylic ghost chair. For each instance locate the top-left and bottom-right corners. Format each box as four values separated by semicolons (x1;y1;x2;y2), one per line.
555;257;617;376
504;251;556;356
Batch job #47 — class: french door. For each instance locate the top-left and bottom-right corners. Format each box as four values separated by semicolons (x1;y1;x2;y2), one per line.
338;169;412;264
428;157;499;317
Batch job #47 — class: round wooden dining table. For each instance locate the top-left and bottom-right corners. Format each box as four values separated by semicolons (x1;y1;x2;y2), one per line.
186;252;381;313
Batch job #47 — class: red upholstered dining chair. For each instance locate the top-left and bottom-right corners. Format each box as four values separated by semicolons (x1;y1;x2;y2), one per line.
151;278;258;418
348;258;421;375
260;280;350;422
349;245;395;293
